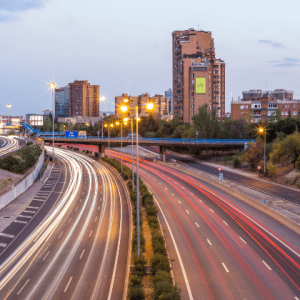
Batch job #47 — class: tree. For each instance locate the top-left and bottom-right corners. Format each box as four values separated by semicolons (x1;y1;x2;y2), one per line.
275;108;281;121
241;139;264;171
192;104;221;139
270;132;300;169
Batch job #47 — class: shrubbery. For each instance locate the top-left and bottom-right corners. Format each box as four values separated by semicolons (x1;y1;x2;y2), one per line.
0;144;42;174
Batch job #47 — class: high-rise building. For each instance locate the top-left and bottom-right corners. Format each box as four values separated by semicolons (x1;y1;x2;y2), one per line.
172;29;226;123
115;93;169;119
69;80;100;117
165;88;173;114
55;86;70;121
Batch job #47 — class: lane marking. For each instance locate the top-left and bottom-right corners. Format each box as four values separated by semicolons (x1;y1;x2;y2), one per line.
23;210;36;214
33;199;45;202
186;210;190;214
262;261;272;270
223;220;228;226
89;230;93;237
80;199;82;202
239;237;247;244
178;201;181;204
79;249;85;260
98;206;100;210
28;206;39;209
199;199;203;202
17;279;30;295
68;218;72;223
58;232;63;239
95;216;97;222
64;277;73;293
207;239;212;246
171;193;174;196
222;263;229;273
0;233;15;239
165;188;168;190
14;220;27;224
0;243;7;247
210;209;214;213
43;251;50;261
195;222;199;227
75;207;78;212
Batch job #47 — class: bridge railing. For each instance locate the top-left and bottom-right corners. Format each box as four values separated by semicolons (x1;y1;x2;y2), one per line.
42;136;255;145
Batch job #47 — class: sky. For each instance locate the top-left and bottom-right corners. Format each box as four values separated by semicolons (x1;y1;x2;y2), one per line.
0;0;299;117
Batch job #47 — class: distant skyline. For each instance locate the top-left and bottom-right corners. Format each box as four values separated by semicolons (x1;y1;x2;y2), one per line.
1;0;299;116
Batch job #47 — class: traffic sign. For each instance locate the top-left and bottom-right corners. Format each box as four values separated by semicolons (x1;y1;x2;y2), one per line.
65;131;78;138
218;167;222;171
257;165;261;170
219;173;223;180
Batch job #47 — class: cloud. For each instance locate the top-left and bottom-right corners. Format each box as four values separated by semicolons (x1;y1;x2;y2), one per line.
276;63;299;67
258;39;285;48
283;57;300;63
271;58;300;67
0;0;48;22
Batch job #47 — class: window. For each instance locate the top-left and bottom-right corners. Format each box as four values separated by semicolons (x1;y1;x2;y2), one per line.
293;105;297;108
285;105;289;108
293;111;297;115
281;112;284;115
192;80;194;84
240;105;244;110
285;111;289;115
246;105;248;108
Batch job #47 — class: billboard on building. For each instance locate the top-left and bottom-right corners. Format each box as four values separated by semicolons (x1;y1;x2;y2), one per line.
65;131;78;138
196;77;206;94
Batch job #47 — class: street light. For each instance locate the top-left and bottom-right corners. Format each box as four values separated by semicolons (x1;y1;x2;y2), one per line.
120;102;154;257
49;82;56;163
256;126;267;175
99;95;106;138
6;104;11;125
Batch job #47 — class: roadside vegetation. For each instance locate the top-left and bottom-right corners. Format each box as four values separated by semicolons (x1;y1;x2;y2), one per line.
102;156;180;300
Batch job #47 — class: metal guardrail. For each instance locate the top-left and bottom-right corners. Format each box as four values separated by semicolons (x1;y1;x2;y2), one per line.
42;136;255;145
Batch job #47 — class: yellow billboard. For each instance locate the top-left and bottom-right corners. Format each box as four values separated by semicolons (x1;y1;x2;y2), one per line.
195;77;206;94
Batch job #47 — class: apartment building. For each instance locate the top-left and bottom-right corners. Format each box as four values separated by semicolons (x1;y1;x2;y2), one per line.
55;86;70;121
115;93;169;119
172;29;226;123
231;89;299;122
69;80;100;118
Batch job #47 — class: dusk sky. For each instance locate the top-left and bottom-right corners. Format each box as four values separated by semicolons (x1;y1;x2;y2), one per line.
1;0;299;117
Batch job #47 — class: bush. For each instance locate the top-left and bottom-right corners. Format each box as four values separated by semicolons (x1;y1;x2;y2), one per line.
223;155;233;162
128;285;145;300
266;162;278;178
130;275;143;286
95;152;99;157
86;150;89;154
151;253;170;275
152;270;172;285
233;156;240;168
152;281;180;300
26;141;33;146
122;171;129;180
57;144;62;147
147;216;160;230
296;156;300;171
146;205;158;217
83;150;85;153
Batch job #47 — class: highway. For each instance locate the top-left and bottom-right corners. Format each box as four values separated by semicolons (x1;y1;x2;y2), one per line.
0;136;18;157
109;149;300;300
0;147;130;300
145;146;300;206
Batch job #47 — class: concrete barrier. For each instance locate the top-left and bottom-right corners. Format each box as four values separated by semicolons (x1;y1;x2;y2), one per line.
0;150;45;210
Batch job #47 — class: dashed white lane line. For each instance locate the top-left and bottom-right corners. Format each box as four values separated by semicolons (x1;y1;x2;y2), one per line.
239;237;247;244
24;210;36;214
14;220;27;224
58;232;63;239
0;233;15;238
210;209;214;213
178;201;181;204
68;218;72;223
82;192;84;195
79;249;85;260
223;220;228;226
64;277;73;293
75;207;78;212
171;193;174;196
43;251;50;261
262;261;272;270
165;188;168;190
17;279;30;295
222;263;229;273
80;199;82;202
195;222;199;227
28;206;39;209
295;297;299;300
186;210;190;214
159;182;161;185
95;216;97;222
19;215;32;219
0;243;7;247
207;239;212;246
199;199;203;202
98;206;100;210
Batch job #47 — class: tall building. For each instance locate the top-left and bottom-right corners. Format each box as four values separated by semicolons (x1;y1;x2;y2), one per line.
55;86;70;121
231;89;298;122
172;29;226;123
69;80;100;117
165;88;173;114
115;93;169;119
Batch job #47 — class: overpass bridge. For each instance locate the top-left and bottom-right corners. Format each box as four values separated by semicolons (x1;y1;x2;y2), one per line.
42;136;254;161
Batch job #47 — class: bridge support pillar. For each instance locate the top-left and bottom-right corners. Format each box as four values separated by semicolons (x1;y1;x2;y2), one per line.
98;144;105;158
159;146;166;162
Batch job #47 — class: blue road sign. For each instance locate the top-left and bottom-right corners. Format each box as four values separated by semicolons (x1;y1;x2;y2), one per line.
65;131;78;138
219;173;223;180
263;200;267;204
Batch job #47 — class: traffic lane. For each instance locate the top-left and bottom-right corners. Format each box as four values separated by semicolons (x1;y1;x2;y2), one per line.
0;162;66;263
143;163;300;298
140;168;283;300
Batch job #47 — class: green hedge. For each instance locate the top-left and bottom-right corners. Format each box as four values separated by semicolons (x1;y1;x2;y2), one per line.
0;144;42;174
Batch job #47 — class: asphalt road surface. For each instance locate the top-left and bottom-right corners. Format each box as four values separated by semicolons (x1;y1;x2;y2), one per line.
109;149;300;300
0;136;18;157
0;147;130;300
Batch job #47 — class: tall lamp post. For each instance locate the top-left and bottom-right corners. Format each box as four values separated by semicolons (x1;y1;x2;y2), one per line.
258;127;267;175
100;95;106;138
120;102;154;257
104;123;114;157
6;104;11;125
124;117;135;189
49;83;56;163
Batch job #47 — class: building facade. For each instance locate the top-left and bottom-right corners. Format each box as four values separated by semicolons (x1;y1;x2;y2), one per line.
115;93;170;119
69;80;100;118
55;86;70;120
165;88;173;114
231;89;298;122
172;29;226;123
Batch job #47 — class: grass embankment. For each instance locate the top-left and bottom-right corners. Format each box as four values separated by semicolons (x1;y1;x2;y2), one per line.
102;156;180;300
0;144;42;174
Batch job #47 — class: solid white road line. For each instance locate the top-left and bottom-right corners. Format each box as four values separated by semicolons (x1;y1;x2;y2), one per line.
64;277;73;293
43;251;50;261
223;220;228;226
79;249;85;260
239;237;247;244
222;263;229;273
0;233;15;238
262;261;272;270
17;279;30;295
195;222;199;227
207;239;212;246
